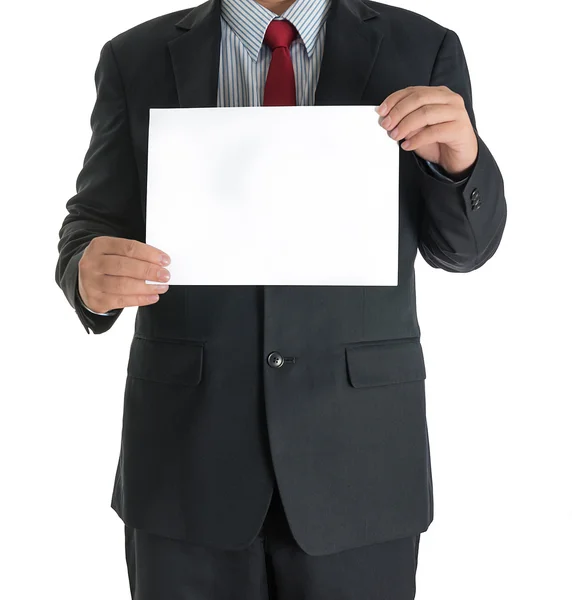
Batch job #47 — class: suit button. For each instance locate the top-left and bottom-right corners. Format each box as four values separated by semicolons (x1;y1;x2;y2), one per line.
267;351;285;368
470;188;481;210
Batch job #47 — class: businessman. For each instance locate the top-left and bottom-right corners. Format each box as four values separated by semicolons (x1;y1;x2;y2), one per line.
56;0;507;598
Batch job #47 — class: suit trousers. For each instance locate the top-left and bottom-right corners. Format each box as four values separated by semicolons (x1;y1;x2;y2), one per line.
124;487;421;600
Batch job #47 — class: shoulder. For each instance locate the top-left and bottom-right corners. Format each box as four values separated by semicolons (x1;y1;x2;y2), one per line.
95;7;197;81
104;7;195;62
364;1;450;43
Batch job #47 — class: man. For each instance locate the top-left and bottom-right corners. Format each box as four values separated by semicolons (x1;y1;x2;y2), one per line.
55;0;507;597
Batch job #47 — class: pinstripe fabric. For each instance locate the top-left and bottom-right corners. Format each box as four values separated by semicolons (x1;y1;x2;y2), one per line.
218;0;332;107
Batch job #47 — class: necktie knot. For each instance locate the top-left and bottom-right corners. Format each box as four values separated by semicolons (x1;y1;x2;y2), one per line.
264;19;298;51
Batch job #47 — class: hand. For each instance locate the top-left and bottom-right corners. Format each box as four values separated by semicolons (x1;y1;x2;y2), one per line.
376;86;478;177
78;236;171;313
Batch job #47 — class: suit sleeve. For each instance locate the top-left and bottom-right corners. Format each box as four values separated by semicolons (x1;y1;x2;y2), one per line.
55;40;145;334
414;29;507;272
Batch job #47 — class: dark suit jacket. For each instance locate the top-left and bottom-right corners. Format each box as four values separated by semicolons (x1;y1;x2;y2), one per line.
55;0;507;555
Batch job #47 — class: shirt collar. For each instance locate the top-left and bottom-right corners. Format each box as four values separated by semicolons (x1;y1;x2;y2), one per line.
221;0;332;61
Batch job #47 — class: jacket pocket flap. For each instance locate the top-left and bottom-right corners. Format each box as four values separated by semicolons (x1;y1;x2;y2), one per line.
127;336;204;386
345;338;426;388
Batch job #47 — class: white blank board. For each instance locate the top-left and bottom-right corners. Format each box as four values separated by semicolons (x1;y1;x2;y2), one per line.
146;105;399;286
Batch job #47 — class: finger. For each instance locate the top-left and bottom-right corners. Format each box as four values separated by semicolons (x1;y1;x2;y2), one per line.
376;86;419;117
404;126;425;140
379;118;424;141
97;274;170;296
400;121;458;151
96;254;171;282
93;236;170;266
378;86;452;130
383;104;460;141
110;293;162;310
86;291;162;313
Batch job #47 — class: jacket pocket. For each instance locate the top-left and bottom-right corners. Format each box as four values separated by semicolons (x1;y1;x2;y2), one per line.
127;335;204;387
345;337;426;388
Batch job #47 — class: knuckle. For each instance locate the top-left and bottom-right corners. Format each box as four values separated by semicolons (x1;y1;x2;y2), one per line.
124;239;137;257
91;236;105;251
79;254;94;275
449;89;461;102
80;259;95;278
115;256;126;275
145;264;157;281
115;278;128;295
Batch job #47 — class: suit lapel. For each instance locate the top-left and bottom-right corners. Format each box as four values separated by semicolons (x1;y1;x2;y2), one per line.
168;0;221;108
167;0;386;108
315;0;386;105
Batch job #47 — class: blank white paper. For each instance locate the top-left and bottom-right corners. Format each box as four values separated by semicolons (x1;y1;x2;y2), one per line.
146;106;399;286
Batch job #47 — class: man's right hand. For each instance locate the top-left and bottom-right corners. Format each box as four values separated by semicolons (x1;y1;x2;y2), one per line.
78;236;171;313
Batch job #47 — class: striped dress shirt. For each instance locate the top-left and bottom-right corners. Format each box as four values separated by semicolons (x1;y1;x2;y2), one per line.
218;0;331;107
81;0;464;316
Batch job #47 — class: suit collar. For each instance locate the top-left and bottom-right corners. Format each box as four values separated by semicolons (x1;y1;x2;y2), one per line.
314;0;385;105
168;0;222;109
168;0;386;108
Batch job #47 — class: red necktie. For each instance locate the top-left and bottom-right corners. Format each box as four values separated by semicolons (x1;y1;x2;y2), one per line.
263;20;299;106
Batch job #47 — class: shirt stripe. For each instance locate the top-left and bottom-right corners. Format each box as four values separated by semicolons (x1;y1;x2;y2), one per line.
218;0;332;107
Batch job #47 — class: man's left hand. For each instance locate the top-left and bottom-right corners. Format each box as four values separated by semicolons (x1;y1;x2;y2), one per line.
376;86;478;178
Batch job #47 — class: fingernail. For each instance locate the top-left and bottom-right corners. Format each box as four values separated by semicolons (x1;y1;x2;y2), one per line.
381;116;391;129
157;269;170;282
160;254;171;266
401;140;411;149
154;284;169;292
378;103;388;116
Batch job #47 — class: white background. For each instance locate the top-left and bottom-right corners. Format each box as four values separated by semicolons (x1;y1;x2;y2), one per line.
2;1;571;598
